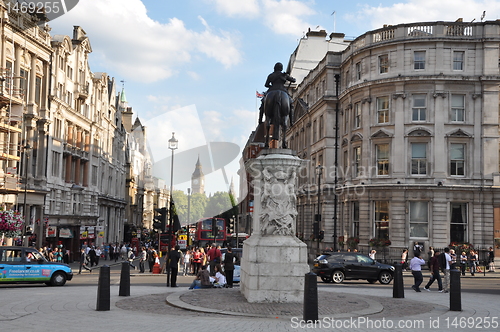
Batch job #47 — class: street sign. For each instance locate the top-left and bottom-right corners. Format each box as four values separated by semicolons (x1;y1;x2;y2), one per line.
177;239;187;249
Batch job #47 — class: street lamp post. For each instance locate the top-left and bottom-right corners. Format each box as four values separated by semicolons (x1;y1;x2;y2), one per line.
333;74;340;252
166;132;178;287
22;144;31;246
316;164;323;254
187;188;191;227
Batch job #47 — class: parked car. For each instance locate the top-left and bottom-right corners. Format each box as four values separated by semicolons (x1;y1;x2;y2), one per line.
0;246;73;286
312;251;394;284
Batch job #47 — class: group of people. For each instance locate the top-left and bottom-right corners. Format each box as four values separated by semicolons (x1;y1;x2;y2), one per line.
38;245;71;264
188;244;239;289
409;246;495;293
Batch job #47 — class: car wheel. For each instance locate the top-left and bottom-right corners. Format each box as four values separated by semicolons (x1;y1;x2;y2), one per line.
320;275;332;283
367;279;377;284
331;270;345;284
50;272;67;286
378;271;393;284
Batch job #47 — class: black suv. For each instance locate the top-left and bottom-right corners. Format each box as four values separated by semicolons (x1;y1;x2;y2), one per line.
312;252;394;284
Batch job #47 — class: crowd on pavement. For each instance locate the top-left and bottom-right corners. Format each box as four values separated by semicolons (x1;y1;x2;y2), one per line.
407;245;495;293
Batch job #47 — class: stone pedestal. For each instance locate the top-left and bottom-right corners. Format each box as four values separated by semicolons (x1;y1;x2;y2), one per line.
240;149;309;303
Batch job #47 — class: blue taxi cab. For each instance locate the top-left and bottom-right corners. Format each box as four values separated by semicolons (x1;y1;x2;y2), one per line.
0;246;73;286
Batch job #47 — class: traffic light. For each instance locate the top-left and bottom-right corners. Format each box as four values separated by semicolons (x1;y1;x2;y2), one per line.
313;222;319;239
212;217;218;239
153;207;167;232
228;218;234;234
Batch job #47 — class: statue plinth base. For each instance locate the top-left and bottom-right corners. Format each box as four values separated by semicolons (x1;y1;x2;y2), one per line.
240;149;309;303
240;235;309;303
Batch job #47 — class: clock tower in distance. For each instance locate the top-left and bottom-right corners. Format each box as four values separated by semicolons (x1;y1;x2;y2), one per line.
191;156;205;194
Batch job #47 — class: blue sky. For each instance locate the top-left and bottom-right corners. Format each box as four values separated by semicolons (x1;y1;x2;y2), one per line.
48;0;500;198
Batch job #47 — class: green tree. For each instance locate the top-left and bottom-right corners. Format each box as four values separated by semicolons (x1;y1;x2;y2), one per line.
172;190;187;224
189;193;207;224
204;191;234;218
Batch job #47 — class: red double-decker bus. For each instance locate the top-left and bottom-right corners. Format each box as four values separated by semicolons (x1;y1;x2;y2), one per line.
194;217;226;247
158;225;176;252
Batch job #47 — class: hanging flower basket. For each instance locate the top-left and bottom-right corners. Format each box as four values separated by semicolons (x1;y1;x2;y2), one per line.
449;242;474;254
0;209;24;238
369;238;391;247
346;237;360;249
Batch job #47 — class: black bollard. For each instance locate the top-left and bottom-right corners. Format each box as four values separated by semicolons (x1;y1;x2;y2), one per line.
96;265;110;311
450;269;461;311
119;261;130;296
303;272;318;322
393;263;404;298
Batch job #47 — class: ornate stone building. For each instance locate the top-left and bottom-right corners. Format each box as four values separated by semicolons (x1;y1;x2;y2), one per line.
287;21;500;260
0;3;53;245
45;26;127;252
0;2;178;253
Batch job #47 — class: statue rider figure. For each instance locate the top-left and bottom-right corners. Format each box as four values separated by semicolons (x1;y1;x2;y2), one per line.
258;62;296;124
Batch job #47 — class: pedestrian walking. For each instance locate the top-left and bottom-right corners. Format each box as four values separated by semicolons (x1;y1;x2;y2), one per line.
192;248;202;275
439;247;452;292
88;246;97;267
409;253;426;292
401;249;409;271
139;247;147;273
183;249;192;276
424;251;443;292
127;247;136;270
488;247;495;272
78;248;91;274
167;245;181;287
207;243;221;276
449;249;457;270
95;247;102;266
469;249;477;276
459;251;468;276
223;246;238;288
147;247;155;272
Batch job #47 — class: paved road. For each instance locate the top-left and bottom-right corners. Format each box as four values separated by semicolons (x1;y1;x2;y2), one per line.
0;261;498;331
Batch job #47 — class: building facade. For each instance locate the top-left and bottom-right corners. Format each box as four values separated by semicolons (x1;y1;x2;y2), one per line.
45;27;127;254
0;3;53;246
0;2;167;256
287;21;500;260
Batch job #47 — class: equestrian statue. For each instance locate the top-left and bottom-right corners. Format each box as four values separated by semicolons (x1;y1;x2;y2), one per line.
258;62;295;149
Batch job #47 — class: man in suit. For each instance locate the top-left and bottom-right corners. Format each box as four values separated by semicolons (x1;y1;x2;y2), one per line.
168;245;181;287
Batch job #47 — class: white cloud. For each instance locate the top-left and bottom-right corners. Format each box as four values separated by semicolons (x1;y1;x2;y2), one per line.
261;0;316;37
206;0;316;38
349;0;500;32
206;0;260;17
49;0;242;83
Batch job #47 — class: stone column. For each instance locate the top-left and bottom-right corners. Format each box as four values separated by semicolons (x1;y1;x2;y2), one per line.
36;119;49;181
240;149;309;303
65;155;72;183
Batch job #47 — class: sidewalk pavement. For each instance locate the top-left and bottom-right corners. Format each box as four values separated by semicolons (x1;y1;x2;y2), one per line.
1;262;498;331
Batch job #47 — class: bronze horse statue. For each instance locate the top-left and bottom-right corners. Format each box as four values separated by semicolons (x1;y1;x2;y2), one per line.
258;62;295;149
259;90;293;148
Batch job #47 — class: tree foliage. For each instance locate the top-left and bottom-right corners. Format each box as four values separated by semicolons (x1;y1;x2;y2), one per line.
171;190;207;225
169;190;238;225
204;191;234;218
